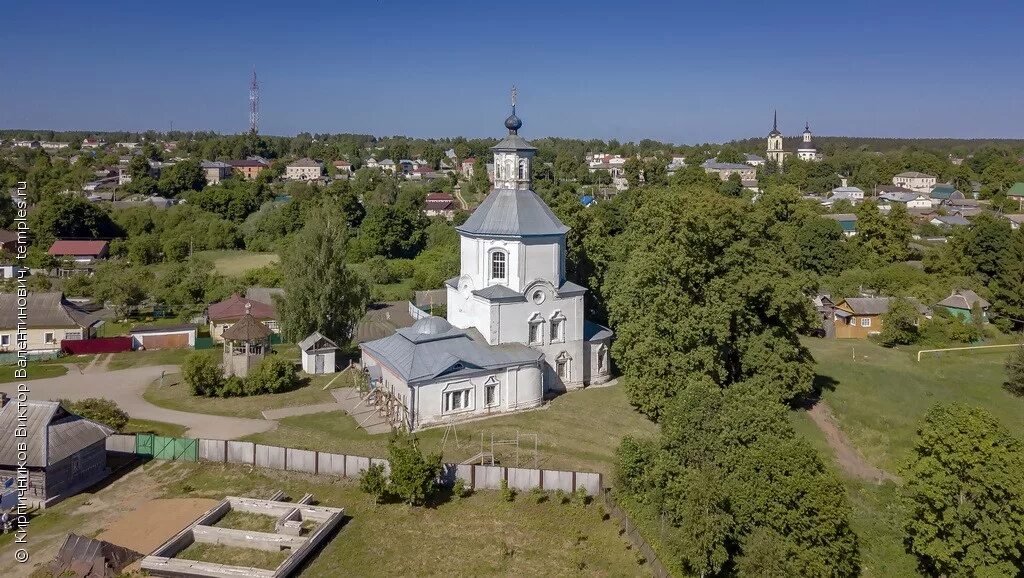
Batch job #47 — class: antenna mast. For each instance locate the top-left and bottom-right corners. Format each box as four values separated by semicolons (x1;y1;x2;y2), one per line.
249;69;260;135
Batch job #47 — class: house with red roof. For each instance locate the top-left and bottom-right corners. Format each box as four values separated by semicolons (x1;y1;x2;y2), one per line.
48;240;109;275
332;160;352;175
207;293;279;342
424;192;457;220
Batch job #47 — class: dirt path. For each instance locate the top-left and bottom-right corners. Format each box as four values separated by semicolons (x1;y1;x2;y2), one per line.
806;401;899;484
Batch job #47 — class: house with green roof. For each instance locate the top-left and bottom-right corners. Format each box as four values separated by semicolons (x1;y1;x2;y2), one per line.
935;290;990;322
1009;182;1024;210
929;183;965;206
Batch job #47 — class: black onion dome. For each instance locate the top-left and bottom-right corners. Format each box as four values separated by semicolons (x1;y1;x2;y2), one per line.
504;107;522;133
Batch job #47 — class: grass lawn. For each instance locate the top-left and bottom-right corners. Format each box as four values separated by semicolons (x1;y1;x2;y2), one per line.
243;385;657;475
196;249;279;277
97;316;189;338
177;542;289;570
148;461;646;577
122;418;188;437
0;362;68;383
214;510;278;532
106;348;192;371
804;337;1023;474
144;373;340;419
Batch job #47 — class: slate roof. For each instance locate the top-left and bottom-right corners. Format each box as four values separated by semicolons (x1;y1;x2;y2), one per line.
937;290;990;311
221;313;272;341
839;297;892;315
244;287;284;307
208;294;276;321
0;292;101;330
931;214;971;227
0;400;113;468
456;189;569;237
298;331;339;352
557;280;588;296
360;316;541;385
288;158;322;168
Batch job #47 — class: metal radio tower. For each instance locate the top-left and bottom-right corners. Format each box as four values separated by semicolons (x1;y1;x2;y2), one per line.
249;69;260;135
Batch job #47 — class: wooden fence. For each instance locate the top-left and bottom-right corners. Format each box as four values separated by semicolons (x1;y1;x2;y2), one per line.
106;434;603;495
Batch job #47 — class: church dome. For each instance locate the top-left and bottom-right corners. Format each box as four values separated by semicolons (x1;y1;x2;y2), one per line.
504;111;522;133
412;316;453;336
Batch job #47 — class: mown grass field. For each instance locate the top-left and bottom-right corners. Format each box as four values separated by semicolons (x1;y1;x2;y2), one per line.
0;361;67;383
243;385;656;476
790;337;1023;577
196;249;279;277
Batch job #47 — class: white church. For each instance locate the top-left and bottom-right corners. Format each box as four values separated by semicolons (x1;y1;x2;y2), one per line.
766;111;821;167
360;103;613;431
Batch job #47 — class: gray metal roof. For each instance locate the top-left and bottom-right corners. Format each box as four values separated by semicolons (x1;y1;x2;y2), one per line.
491;133;537;152
456;189;569;237
840;297;891;315
557;280;588;297
360;316;541;385
245;287;284;306
298;331;339;352
0;401;113;467
472;284;526;301
0;292;101;330
584;320;614;342
937;290;990;311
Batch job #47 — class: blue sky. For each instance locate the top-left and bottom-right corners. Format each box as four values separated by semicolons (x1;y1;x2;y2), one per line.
2;0;1021;143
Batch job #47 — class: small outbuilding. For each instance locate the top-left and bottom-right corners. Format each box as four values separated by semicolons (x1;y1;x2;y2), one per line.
299;331;339;374
222;306;272;378
0;397;113;507
129;323;197;350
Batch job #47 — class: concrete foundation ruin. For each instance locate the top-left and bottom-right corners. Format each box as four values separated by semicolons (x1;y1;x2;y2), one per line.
141;492;345;577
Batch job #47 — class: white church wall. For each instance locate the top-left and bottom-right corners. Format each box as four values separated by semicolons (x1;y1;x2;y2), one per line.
522;236;563;288
411;363;543;429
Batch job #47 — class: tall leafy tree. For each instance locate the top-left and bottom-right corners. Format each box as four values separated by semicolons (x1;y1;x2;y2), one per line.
902;403;1024;577
279;199;370;343
605;186;816;419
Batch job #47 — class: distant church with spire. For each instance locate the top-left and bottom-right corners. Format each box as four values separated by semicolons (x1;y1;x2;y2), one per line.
359;89;614;431
766;111;821;168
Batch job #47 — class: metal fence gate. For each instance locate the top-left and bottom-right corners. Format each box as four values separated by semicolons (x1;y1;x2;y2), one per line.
135;434;198;461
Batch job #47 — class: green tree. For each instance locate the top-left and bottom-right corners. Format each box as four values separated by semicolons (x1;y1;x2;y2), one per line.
244;356;298;395
92;264;150;319
386;431;442;506
880;297;920;347
158;158;205;197
605;186;816;419
182;351;223;397
279;199;370;343
28;194;121;245
1005;346;1024;397
901;403;1024;577
990;229;1024;331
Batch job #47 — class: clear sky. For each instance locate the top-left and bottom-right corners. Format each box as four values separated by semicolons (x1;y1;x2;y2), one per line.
2;0;1022;143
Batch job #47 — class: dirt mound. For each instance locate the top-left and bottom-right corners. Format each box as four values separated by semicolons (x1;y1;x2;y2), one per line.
96;497;220;554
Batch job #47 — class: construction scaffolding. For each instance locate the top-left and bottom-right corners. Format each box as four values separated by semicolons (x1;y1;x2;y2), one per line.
459;430;539;468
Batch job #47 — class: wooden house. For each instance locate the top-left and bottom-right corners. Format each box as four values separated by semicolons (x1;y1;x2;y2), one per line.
0;398;113;507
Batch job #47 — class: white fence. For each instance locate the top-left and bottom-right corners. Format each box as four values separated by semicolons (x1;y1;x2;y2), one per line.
108;434;602;494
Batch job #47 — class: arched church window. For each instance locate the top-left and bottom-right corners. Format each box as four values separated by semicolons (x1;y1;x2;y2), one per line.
549;311;566;342
490;250;507;280
518;159;527;179
528;313;544;345
597;344;608;373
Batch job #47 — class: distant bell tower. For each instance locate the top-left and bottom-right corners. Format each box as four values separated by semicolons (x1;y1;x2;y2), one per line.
492;86;536;190
766;110;785;168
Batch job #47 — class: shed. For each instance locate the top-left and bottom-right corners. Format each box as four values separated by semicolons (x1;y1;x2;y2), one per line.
0;398;113;507
299;331;339;374
129;323;197;350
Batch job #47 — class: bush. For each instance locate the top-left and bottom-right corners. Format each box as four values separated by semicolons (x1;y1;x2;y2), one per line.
572;486;590;507
387;432;442;506
359;463;390;504
245;356;298;395
60;398;129;430
1006;346;1024;396
182;351;223;397
499;479;516;502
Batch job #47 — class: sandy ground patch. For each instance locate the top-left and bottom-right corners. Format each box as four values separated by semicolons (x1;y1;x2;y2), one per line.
97;498;220;554
806;401;900;484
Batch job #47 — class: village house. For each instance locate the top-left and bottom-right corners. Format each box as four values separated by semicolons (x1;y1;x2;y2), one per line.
892;171;936;193
935;290;989;322
0;397;113;507
423;192;456;219
208;293;279;343
1008;182;1024;210
829;186;865;204
360;106;613;431
823;213;858;237
332;159;353;175
40;141;70;150
0;292;102;354
929;183;966;207
930;214;971;228
379;159;397;173
461;157;476;177
81;137;106;149
285;158;324;180
227;158;269;180
1003;214;1024;230
48;239;109;275
0;229;21;253
200;161;232;185
832;297;928;339
701;159;757;181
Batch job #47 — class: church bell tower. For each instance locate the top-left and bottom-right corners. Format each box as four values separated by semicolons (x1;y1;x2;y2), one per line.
766;110;786;168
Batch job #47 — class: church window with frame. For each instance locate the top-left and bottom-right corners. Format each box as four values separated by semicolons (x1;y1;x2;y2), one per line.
528;314;544;345
490;250;507;280
484;377;499;407
443;389;471;413
555;351;571;380
549;311;565;343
